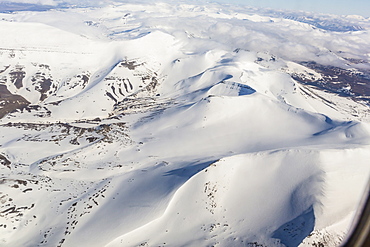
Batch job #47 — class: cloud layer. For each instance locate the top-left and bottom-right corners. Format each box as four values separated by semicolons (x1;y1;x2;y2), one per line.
1;0;369;70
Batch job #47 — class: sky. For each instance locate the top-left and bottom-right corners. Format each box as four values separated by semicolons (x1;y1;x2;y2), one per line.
215;0;370;17
1;0;370;17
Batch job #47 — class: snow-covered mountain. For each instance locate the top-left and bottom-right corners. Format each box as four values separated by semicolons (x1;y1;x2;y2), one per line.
1;1;370;247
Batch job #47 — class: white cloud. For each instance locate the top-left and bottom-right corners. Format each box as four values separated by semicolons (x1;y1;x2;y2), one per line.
1;0;111;6
2;0;369;69
1;0;58;5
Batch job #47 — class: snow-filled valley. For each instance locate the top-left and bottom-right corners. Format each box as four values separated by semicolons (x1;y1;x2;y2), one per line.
0;1;370;247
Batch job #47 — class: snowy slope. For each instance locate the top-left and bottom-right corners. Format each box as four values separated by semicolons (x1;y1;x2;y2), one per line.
0;1;370;247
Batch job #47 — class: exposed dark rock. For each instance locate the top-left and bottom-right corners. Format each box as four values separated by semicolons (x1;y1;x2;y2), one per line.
290;62;370;104
0;84;30;119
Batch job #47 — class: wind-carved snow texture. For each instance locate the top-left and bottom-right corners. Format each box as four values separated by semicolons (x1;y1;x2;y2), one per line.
0;1;370;247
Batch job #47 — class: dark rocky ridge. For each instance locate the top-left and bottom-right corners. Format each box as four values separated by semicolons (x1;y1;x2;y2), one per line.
291;62;370;105
0;84;30;119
